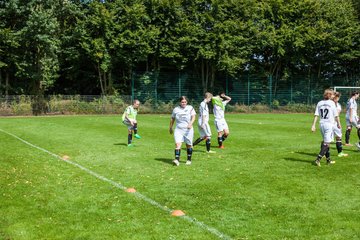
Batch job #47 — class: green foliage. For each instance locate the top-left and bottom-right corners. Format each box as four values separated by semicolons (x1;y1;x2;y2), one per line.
0;0;360;96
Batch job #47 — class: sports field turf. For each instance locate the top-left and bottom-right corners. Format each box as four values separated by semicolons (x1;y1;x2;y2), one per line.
1;113;360;239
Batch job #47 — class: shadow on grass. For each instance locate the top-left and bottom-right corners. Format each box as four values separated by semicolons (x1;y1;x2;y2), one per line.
114;143;128;146
154;158;174;165
295;151;316;157
341;148;360;153
284;157;313;164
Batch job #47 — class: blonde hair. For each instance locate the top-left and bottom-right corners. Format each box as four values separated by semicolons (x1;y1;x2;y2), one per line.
204;92;213;99
334;91;341;98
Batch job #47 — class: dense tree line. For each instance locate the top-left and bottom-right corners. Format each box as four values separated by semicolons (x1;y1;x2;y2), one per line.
0;0;360;96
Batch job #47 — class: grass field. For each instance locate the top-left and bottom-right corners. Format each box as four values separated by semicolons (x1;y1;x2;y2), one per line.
1;113;360;240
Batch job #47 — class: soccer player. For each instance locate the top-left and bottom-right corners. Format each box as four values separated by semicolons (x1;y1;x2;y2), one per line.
311;89;341;166
332;92;348;157
169;96;196;166
122;99;141;147
193;92;216;153
212;92;231;149
344;91;360;150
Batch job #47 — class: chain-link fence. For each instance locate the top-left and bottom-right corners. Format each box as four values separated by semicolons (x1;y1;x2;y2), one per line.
1;72;359;116
132;71;360;107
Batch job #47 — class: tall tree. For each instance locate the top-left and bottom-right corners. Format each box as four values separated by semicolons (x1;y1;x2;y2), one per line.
15;0;60;95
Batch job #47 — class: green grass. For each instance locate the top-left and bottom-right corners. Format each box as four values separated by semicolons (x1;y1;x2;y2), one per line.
1;114;360;240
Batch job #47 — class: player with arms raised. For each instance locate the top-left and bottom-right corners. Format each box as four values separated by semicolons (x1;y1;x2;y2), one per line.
311;89;341;166
212;92;231;149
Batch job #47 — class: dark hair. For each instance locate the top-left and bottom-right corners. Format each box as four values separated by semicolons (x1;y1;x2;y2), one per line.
179;96;188;102
351;91;359;96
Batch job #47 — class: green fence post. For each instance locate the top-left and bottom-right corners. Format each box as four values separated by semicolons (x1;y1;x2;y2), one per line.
269;75;272;107
247;73;250;105
155;70;158;104
226;74;228;95
178;72;181;97
290;78;293;103
131;71;134;102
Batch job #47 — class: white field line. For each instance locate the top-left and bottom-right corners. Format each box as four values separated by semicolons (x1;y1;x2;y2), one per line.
0;128;232;240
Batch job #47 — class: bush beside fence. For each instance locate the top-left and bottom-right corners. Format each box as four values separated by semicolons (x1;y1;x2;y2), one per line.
0;95;316;116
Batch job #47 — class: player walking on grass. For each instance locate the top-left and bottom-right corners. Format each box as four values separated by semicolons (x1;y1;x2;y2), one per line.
344;91;360;150
311;89;341;167
212;92;231;149
333;92;348;157
169;96;196;166
122;99;141;147
193;92;216;153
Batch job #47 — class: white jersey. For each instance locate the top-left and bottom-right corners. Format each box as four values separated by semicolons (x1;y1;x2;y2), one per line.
314;99;338;124
213;100;230;120
171;105;196;129
346;98;358;119
336;103;342;115
198;100;209;125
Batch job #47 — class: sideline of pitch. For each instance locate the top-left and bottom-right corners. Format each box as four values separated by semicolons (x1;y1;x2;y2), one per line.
0;128;232;240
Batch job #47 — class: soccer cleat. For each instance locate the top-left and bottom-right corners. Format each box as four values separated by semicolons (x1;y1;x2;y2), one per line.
127;144;134;147
356;142;360;150
313;159;321;167
207;150;216;154
186;160;192;165
173;159;180;166
344;143;353;146
134;134;141;139
337;152;348;157
327;160;335;165
218;145;224;149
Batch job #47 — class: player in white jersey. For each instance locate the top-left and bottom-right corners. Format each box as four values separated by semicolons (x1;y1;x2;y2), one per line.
212;92;231;149
122;99;141;147
193;92;216;153
344;91;360;150
311;89;341;166
332;92;348;157
169;96;196;166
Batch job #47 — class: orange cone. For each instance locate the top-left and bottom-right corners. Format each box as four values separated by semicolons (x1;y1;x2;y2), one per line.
126;188;136;193
171;210;185;217
62;155;70;160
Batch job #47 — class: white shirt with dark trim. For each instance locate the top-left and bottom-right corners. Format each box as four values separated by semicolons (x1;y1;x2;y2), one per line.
314;99;338;124
198;100;209;125
172;105;196;129
346;98;358;119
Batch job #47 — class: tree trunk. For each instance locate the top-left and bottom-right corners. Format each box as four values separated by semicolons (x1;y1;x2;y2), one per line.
210;63;215;91
97;63;105;95
201;59;205;93
206;60;209;91
0;69;2;95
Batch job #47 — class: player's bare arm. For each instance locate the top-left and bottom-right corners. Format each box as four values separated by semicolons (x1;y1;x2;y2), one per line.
311;115;318;132
169;118;175;134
